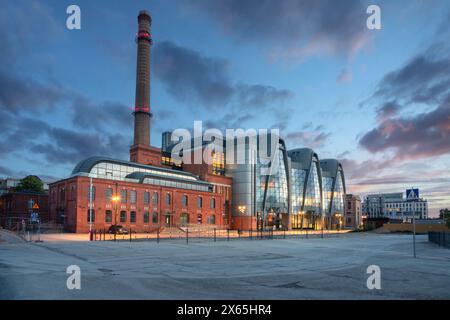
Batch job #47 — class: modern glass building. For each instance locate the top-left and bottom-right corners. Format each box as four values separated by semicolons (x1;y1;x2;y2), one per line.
320;159;346;229
288;148;323;229
225;134;290;230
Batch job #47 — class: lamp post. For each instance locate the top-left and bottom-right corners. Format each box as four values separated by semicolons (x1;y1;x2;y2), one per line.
112;195;120;226
238;205;246;231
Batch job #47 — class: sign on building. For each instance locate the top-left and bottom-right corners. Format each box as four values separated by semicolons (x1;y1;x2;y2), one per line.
406;189;419;202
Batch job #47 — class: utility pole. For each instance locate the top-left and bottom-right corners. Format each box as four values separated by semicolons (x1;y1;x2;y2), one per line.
89;176;93;240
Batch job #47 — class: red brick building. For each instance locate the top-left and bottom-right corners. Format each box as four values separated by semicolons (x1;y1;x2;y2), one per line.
49;158;231;233
48;11;232;233
0;191;49;228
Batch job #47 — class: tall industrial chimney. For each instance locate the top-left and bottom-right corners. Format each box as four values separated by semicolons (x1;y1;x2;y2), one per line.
133;10;152;145
130;10;161;166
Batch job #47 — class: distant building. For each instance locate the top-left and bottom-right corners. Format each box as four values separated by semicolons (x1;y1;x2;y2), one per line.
0;177;49;196
0;191;49;228
363;190;428;221
345;194;361;229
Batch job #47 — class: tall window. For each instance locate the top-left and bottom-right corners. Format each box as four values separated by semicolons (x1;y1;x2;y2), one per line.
143;191;150;205
87;209;95;223
182;195;188;207
210;198;216;209
60;188;66;201
166;193;171;205
105;210;112;223
143;211;149;224
130;211;136;223
105;188;113;202
153;192;158;206
197;196;203;208
130;190;137;204
120;211;126;223
120;189;127;203
152;212;158;224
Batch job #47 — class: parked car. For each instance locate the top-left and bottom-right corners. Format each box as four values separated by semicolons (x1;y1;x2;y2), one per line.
108;225;129;235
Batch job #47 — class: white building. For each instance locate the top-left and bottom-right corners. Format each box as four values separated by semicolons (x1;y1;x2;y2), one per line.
363;190;428;221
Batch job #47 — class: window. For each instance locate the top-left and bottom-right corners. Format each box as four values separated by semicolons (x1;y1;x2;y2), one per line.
105;188;113;202
197;213;202;224
144;191;150;205
130;190;137;204
182;195;188;207
180;213;189;225
143;211;149;224
88;186;95;201
121;189;127;203
87;209;95;223
60;188;66;202
153;192;158;206
197;196;203;208
166;193;171;205
130;211;136;223
207;215;216;224
152;212;158;224
210;198;216;209
105;210;112;223
120;211;127;223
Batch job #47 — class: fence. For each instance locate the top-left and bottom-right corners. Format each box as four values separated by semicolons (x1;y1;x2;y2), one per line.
428;232;450;248
86;227;348;244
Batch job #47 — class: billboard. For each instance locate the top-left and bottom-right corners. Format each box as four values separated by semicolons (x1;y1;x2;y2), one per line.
406;189;419;201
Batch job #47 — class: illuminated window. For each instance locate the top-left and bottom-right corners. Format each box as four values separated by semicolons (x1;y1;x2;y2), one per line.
212;151;225;175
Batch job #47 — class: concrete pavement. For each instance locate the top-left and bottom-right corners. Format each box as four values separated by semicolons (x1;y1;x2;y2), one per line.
0;232;449;299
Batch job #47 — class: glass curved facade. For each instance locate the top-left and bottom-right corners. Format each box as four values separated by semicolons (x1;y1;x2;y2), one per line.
303;161;321;214
330;170;345;215
255;144;289;229
291;168;306;215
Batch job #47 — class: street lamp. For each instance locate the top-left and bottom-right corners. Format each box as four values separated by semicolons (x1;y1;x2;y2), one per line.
112;195;120;226
238;205;246;230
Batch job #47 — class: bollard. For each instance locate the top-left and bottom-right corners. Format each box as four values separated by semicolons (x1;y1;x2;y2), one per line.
157;228;160;244
89;230;93;241
114;231;116;242
130;228;132;242
227;229;230;241
238;229;240;239
214;228;216;242
284;228;286;239
250;229;252;240
186;228;189;244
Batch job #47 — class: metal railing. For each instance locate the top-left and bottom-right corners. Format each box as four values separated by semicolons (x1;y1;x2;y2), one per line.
87;227;348;243
428;232;450;248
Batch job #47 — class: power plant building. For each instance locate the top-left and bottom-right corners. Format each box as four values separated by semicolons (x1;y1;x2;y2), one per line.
49;10;347;233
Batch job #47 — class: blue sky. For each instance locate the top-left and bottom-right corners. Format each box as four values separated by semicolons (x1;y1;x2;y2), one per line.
1;0;449;216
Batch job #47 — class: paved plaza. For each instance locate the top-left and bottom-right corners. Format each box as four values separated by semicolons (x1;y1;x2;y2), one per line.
0;231;449;299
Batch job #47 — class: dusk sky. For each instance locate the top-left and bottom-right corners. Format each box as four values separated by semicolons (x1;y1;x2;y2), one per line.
1;0;449;216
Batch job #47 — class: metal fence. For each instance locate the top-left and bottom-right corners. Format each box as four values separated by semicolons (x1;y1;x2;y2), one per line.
86;227;347;244
428;232;450;248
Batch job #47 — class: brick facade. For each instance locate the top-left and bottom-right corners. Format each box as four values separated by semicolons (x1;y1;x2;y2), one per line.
49;175;231;233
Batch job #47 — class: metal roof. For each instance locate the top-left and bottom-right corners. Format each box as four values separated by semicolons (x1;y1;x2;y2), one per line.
71;156;199;179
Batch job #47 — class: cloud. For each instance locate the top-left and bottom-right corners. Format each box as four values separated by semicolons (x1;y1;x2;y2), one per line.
371;43;450;105
359;41;450;161
0;165;13;176
359;98;450;160
154;41;294;108
375;101;401;122
188;0;371;61
71;97;131;130
285;130;331;149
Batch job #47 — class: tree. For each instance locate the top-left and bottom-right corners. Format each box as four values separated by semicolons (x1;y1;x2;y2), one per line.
14;175;44;193
439;208;449;220
443;211;450;229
